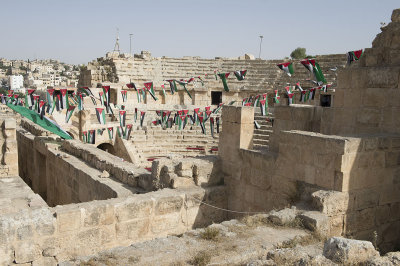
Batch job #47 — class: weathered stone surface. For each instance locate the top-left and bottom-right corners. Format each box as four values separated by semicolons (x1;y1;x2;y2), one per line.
268;207;297;226
32;256;57;266
298;211;330;236
14;241;41;263
323;237;379;264
99;170;110;178
312;190;349;215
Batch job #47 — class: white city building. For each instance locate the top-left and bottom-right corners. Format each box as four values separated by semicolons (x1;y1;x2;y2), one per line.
9;75;24;90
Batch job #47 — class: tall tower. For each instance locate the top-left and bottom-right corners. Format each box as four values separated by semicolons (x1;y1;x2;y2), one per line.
113;28;120;53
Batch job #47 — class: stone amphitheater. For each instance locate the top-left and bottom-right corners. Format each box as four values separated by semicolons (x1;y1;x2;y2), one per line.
0;8;400;266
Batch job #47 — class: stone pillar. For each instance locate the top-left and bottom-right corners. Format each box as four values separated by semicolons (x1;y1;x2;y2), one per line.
1;118;18;177
79;110;91;141
218;106;254;214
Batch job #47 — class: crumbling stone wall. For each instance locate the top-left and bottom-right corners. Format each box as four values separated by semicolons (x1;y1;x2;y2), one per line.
17;129;137;206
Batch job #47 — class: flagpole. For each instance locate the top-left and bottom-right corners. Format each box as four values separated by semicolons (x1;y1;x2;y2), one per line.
129;34;133;56
258;35;263;59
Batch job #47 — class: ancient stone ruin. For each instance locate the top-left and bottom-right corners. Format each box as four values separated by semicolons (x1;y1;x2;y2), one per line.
0;8;400;266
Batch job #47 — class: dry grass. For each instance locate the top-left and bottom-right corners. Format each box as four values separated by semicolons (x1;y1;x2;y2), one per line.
275;233;320;249
199;227;220;241
285;217;304;229
188;251;212;266
241;214;270;227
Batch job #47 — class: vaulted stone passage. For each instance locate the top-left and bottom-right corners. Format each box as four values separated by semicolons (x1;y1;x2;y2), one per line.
97;142;115;155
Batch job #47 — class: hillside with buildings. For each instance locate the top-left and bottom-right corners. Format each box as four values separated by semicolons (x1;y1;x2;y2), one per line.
0;58;80;93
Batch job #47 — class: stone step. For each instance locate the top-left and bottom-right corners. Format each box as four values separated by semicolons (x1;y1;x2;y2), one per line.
254;129;273;135
253;139;269;146
253;134;270;141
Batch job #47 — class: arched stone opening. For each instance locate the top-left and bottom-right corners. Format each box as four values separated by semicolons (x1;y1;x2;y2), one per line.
97;143;116;155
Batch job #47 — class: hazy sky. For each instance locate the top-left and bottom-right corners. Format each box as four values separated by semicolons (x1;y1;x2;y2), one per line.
1;0;398;65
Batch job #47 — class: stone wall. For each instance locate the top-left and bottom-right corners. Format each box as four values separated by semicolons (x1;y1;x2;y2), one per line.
219;9;400;251
0;185;226;265
321;10;400;135
17;129;139;206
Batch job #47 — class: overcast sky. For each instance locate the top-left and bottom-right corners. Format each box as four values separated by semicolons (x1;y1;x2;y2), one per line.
0;0;398;65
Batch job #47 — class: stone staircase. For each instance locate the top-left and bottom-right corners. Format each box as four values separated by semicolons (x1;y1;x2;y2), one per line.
253;110;274;150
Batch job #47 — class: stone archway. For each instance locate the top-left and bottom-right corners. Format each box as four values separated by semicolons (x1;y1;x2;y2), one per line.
97;142;116;155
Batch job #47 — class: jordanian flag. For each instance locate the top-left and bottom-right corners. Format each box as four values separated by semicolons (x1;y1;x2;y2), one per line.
99;91;104;106
77;94;84;110
320;84;332;93
194;108;200;125
65;105;75;123
134;108;138;123
347;49;364;65
119;110;126;127
196;76;204;86
285;86;294;105
96;108;106;124
161;85;166;98
295;82;306;103
25;89;35;108
233;70;247;81
117;126;123;137
78;87;96;105
107;127;113;140
274;90;280;103
121;90;127;102
70;93;78;105
60;89;69;109
166;80;178;94
140;111;145;127
309;87;316;100
198;116;206;134
126;82;137;91
38;100;46;119
82;131;88;143
88;130;95;144
144;82;158;101
125;124;133;139
218;72;230;92
46;89;56;114
254;95;261;107
260;99;268;116
33;95;40;110
102;86;111;112
214;70;218;80
301;59;326;84
178;115;185;130
176;80;192;99
277;62;294;77
216;117;220;133
213;103;223;114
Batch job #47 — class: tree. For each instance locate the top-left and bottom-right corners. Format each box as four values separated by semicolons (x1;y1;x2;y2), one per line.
6;66;11;75
290;47;307;59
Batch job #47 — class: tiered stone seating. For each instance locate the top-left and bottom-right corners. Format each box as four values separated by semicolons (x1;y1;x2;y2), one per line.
129;126;219;168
